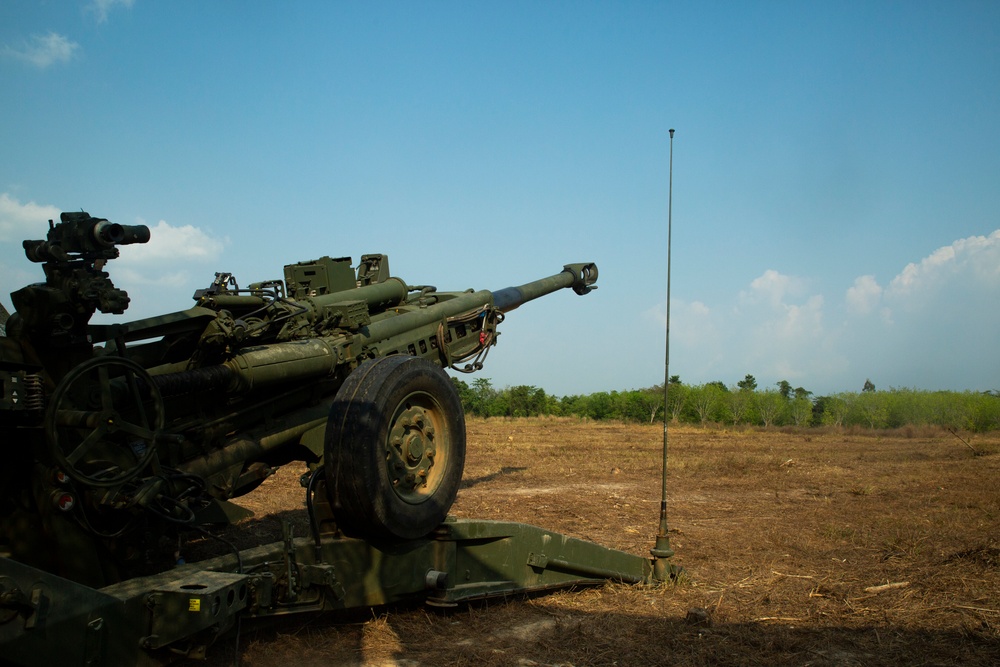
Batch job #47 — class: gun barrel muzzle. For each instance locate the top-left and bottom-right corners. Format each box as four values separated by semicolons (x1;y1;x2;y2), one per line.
492;262;598;313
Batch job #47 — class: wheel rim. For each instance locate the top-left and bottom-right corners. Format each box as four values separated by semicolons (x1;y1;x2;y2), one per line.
325;355;466;540
385;390;450;504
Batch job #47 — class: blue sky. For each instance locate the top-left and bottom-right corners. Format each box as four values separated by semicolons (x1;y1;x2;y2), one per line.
2;1;998;397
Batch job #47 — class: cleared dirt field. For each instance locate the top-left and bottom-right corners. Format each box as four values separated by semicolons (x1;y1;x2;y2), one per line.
194;418;1000;666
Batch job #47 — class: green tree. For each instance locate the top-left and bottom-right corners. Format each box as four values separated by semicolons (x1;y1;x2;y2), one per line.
452;377;474;413
585;392;615;420
725;386;753;425
862;378;876;393
543;393;563;416
639;386;665;423
691;383;726;424
666;382;689;423
810;395;826;426
737;374;758;392
821;393;852;427
559;394;587;417
503;385;547;417
965;391;1000;432
776;380;792;400
789;396;813;426
468;377;498;416
854;390;888;428
754;389;784;427
614;390;657;423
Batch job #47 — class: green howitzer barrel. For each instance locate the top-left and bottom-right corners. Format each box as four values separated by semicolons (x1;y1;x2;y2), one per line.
492;262;598;312
149;262;599;396
360;262;598;348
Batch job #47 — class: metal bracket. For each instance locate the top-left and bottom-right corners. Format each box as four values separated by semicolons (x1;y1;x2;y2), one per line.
299;564;345;601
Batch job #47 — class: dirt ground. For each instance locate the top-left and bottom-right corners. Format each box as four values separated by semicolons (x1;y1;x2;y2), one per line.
193;418;1000;666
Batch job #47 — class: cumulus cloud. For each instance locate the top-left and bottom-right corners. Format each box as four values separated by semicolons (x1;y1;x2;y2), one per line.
839;230;1000;323
769;294;824;339
88;0;135;24
738;271;826;381
844;229;1000;391
740;269;807;309
0;199;226;266
0;193;61;241
670;299;716;345
650;229;1000;394
2;33;79;68
0;198;228;325
887;230;1000;299
117;219;226;266
653;269;832;385
98;219;228;317
845;275;882;315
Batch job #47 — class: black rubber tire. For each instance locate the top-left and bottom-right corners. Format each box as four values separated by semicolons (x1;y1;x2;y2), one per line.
324;356;466;540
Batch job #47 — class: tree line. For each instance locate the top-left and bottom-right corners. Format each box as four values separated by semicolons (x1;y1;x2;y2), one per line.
451;375;1000;433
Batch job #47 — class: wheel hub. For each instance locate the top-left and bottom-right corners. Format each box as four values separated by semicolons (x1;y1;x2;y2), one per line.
388;403;439;500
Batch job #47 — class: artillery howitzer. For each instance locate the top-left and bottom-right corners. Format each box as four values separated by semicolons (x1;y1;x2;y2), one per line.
0;212;678;665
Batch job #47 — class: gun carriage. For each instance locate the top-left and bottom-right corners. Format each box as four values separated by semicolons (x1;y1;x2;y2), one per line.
0;212;675;665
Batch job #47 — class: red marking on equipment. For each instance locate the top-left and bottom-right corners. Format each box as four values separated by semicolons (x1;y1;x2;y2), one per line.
55;492;75;511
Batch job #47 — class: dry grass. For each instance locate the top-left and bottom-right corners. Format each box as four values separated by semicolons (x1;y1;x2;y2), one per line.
190;418;1000;666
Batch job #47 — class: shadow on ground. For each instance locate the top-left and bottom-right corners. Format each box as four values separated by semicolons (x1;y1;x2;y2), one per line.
190;597;1000;667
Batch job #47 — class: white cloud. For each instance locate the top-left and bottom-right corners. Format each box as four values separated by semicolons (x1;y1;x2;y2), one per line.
0;200;225;265
95;219;227;319
739;270;818;329
0;193;61;241
658;270;833;385
878;306;893;326
653;230;1000;394
0;201;226;319
117;219;226;266
671;299;716;345
740;268;807;309
742;272;826;382
842;229;1000;329
776;294;824;338
887;230;1000;299
845;274;882;315
88;0;135;24
2;33;79;68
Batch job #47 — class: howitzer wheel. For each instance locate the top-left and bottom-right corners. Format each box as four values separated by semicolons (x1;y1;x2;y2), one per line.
45;356;164;487
325;356;465;540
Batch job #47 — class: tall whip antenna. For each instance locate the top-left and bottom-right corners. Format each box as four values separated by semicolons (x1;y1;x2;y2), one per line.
651;128;677;579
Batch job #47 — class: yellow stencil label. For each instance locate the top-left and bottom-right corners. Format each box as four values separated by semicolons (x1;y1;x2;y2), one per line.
189;598;201;612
